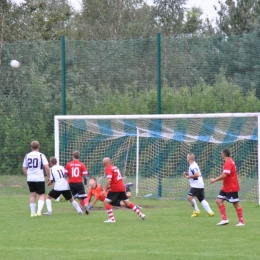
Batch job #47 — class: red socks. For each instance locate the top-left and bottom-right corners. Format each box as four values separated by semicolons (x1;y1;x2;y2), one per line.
105;204;115;221
129;203;134;209
129;203;141;216
236;208;244;224
218;204;227;220
83;198;88;207
219;204;244;224
80;200;84;208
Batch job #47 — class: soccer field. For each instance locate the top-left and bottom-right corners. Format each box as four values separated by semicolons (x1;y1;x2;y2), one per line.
1;176;260;260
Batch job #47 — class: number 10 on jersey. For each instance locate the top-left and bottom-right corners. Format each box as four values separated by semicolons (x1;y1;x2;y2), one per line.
71;167;80;177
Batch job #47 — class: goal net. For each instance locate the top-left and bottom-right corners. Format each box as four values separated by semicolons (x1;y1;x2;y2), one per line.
55;113;260;203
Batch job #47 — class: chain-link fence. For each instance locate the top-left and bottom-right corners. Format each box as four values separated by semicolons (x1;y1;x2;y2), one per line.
1;32;260;174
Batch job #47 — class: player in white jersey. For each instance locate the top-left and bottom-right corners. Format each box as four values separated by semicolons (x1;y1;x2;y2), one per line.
43;157;83;215
183;153;214;217
22;141;50;217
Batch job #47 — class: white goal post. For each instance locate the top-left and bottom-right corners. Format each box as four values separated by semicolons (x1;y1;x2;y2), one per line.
55;113;260;204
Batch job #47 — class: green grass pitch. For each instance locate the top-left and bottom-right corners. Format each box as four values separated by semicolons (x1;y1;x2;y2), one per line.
0;176;260;260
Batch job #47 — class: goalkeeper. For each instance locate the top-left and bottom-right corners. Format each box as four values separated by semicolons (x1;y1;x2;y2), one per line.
86;178;141;210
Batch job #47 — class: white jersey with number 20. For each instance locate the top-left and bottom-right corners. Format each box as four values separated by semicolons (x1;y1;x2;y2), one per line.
188;161;204;188
23;151;48;182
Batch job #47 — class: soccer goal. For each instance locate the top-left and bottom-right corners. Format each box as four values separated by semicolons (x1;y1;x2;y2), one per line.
54;113;260;203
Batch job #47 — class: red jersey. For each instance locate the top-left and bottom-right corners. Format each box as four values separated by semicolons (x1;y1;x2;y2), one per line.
105;164;125;192
87;184;106;202
65;159;88;184
222;158;240;192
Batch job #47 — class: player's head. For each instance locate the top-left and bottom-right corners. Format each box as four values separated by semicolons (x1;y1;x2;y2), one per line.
222;148;231;159
89;177;97;188
73;151;80;160
50;157;57;166
31;140;40;150
187;153;195;163
102;157;111;167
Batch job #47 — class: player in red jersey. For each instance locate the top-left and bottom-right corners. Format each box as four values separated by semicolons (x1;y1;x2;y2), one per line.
101;157;146;223
65;151;89;215
86;177;140;210
210;148;245;226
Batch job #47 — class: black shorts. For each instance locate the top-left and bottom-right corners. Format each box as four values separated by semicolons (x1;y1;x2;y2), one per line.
27;181;45;194
111;200;121;207
49;189;72;201
218;190;239;203
69;183;87;199
188;188;205;202
105;191;128;203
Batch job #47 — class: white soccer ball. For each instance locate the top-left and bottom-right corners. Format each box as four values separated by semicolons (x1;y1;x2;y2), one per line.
10;60;20;68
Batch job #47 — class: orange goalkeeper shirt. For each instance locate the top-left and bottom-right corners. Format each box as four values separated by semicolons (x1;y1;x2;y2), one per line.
87;184;107;202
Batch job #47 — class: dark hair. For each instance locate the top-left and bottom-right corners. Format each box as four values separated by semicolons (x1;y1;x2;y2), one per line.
222;148;230;157
50;157;57;165
73;151;80;159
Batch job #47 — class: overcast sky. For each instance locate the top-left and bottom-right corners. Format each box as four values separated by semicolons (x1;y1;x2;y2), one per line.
13;0;220;21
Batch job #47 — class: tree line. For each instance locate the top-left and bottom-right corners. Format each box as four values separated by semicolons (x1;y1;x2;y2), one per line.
1;0;260;43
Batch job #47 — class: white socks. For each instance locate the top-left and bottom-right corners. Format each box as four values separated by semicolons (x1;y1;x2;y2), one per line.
46;199;53;213
190;199;199;211
30;203;36;214
37;200;45;214
190;199;213;213
201;199;213;213
45;199;82;214
72;200;82;213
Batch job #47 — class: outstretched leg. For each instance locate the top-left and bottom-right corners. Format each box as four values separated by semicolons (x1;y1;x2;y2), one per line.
123;200;146;220
200;199;214;216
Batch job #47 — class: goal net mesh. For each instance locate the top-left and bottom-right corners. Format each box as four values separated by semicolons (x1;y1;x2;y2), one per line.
57;116;258;201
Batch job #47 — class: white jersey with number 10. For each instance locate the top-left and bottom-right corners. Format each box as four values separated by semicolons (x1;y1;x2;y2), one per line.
50;165;70;191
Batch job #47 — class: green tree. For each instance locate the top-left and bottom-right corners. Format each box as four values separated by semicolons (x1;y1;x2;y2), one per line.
183;7;203;34
0;0;72;43
215;0;260;35
152;0;187;35
146;71;260;114
71;0;154;40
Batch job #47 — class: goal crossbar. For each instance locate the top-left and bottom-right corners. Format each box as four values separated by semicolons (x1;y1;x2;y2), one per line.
55;113;260;120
